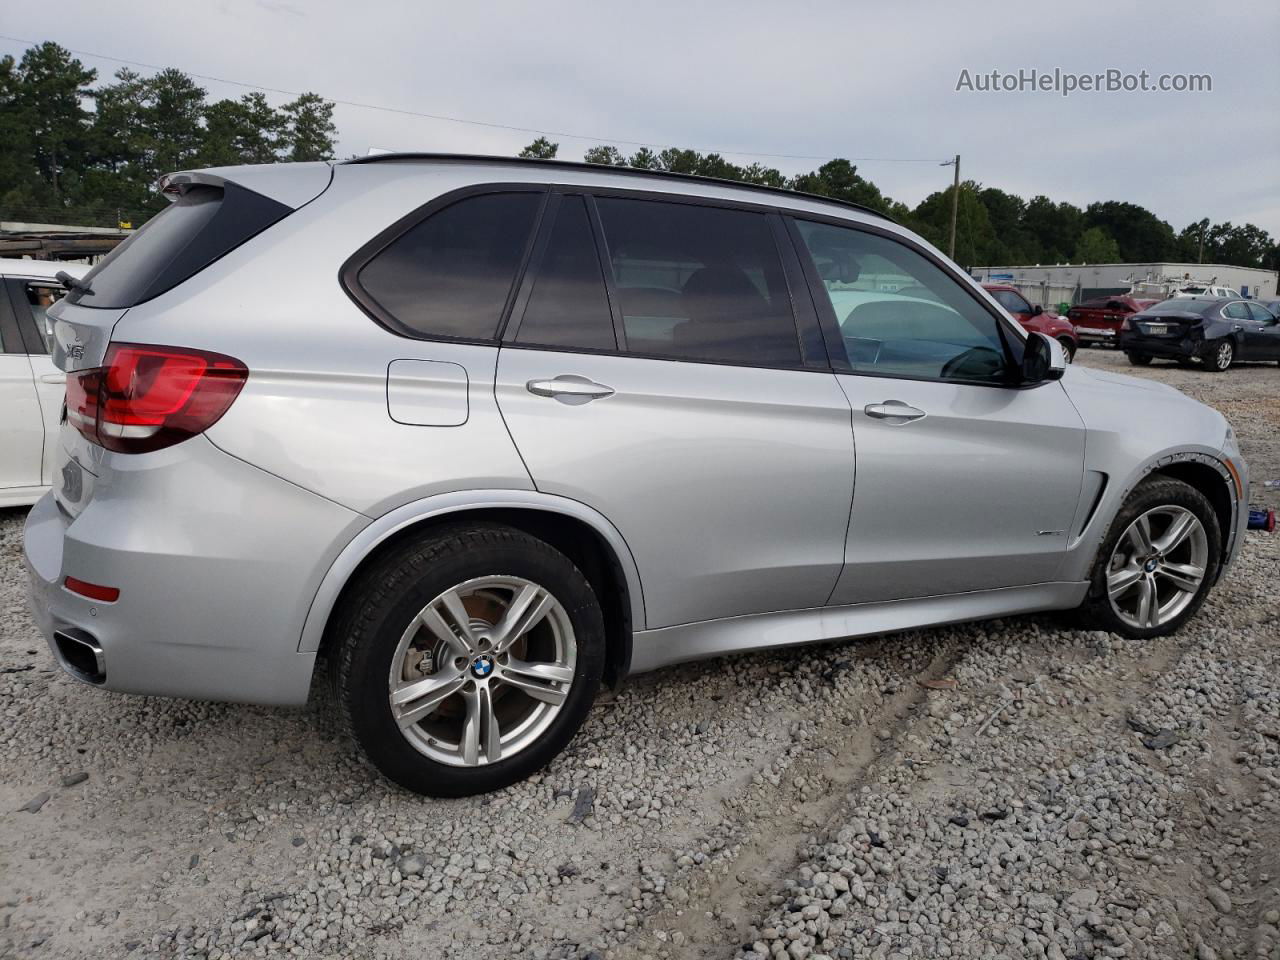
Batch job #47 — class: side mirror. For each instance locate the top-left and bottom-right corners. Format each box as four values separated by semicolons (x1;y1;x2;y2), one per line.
1021;332;1066;384
1031;304;1044;316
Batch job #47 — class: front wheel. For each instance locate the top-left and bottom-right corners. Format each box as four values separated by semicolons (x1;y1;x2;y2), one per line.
332;523;605;796
1203;338;1234;372
1057;337;1077;363
1078;477;1220;638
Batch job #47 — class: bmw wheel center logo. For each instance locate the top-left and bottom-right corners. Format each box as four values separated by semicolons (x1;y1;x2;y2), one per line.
470;654;495;678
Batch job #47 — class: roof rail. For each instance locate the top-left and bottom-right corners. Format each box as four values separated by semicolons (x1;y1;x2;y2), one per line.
341;152;895;223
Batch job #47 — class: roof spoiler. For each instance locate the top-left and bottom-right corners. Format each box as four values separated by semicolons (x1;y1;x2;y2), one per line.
155;161;335;210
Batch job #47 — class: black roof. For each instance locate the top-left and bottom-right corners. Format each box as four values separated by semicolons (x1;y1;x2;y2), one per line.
342;152;894;223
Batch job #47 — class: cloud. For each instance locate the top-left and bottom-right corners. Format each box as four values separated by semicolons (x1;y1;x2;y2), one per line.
5;0;1277;234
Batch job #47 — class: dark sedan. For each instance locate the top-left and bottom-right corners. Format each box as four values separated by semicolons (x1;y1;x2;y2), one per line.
1120;297;1280;371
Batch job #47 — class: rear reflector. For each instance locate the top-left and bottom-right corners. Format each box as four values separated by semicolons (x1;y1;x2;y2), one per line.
64;576;120;603
67;343;247;453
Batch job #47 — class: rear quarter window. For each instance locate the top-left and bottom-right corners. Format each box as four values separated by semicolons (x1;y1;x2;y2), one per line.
67;183;291;309
350;191;544;342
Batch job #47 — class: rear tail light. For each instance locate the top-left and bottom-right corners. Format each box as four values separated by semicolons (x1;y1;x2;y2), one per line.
66;343;247;453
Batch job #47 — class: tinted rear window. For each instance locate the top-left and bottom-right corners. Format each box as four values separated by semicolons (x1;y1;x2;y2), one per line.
1149;299;1215;314
595;197;801;367
355;192;542;341
67;183;291;309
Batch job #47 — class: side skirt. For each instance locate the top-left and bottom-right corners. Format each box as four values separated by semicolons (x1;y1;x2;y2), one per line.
628;581;1089;674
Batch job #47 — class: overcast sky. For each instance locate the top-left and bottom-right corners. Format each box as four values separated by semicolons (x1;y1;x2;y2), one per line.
5;0;1278;239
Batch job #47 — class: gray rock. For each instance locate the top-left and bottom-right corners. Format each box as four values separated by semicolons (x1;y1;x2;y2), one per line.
18;791;50;813
61;771;89;787
397;854;427;877
568;785;595;824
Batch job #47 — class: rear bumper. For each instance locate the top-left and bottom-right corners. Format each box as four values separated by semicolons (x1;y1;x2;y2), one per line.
1119;333;1200;359
23;438;366;707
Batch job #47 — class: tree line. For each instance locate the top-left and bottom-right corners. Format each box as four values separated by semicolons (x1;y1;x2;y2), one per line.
521;137;1278;273
1;42;336;229
1;41;1274;274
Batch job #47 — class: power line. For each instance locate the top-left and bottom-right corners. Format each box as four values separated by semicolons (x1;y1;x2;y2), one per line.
0;33;949;166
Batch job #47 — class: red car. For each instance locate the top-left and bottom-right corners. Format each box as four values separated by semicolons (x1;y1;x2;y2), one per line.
982;284;1078;360
1066;295;1161;347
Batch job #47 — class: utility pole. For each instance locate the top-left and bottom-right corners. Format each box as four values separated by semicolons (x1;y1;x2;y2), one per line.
942;155;961;260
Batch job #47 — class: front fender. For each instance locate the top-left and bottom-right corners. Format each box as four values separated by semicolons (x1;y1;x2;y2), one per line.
1062;446;1240;583
297;489;647;653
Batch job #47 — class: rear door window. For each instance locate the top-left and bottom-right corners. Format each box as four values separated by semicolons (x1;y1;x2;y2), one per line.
514;195;616;351
355;192;543;341
593;197;802;368
1223;302;1251;320
67;183;291;309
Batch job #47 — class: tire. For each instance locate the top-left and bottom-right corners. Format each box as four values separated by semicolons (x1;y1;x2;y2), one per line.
332;523;605;796
1127;352;1152;366
1057;337;1077;363
1203;338;1234;372
1078;477;1221;639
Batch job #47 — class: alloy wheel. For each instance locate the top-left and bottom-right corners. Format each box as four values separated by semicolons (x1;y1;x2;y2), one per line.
1106;505;1208;630
388;576;576;767
1215;341;1233;369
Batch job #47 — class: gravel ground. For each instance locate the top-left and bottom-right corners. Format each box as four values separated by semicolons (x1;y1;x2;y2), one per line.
2;347;1277;960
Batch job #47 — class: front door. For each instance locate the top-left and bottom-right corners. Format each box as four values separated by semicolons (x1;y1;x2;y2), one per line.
1243;302;1280;360
788;217;1086;604
495;192;855;629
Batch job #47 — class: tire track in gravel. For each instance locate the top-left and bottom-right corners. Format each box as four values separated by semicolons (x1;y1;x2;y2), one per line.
613;631;970;957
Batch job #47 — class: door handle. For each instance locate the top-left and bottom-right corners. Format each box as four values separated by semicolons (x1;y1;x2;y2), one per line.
864;400;926;423
40;373;66;385
526;376;615;403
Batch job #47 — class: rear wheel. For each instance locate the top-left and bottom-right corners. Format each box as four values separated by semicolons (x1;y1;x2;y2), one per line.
1203;338;1234;372
1079;477;1220;638
1127;352;1152;366
332;523;605;796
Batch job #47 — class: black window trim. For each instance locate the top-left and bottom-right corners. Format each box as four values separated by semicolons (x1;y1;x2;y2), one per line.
341;178;1022;382
0;278;23;354
340;182;552;345
781;213;1035;390
4;277;55;355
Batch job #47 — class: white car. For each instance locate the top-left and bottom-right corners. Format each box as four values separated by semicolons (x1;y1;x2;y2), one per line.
0;259;85;507
1173;283;1241;299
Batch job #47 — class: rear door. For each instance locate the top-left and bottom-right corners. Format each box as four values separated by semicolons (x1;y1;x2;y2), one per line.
495;191;854;629
788;217;1086;602
0;281;44;493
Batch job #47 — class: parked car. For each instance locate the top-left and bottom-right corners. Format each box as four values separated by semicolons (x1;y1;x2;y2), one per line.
1172;283;1241;299
1066;294;1159;347
1120;297;1280;371
982;284;1078;360
25;156;1248;796
0;259;84;508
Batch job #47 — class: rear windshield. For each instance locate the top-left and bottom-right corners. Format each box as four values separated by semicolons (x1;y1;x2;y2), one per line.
66;182;291;309
1149;298;1215;314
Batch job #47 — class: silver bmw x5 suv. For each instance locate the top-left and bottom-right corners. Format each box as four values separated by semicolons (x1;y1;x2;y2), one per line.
25;155;1248;796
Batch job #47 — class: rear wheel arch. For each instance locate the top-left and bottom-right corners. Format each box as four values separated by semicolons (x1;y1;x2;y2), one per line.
311;499;640;690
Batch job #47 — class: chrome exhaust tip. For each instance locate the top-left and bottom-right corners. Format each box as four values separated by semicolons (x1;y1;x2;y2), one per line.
53;629;106;685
